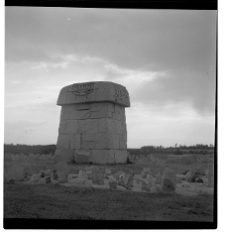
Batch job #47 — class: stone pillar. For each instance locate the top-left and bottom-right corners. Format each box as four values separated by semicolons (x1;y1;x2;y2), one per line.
55;81;130;164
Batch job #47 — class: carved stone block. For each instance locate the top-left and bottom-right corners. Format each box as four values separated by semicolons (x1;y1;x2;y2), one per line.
55;81;130;164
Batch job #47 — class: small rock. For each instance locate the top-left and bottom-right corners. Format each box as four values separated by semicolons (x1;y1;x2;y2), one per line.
92;166;104;185
186;168;199;182
105;168;112;176
67;173;78;181
162;178;176;193
155;172;163;184
196;178;204;183
113;171;125;181
117;172;134;190
40;172;45;178
52;169;58;180
75;170;87;185
5;165;25;183
141;167;151;178
141;180;150;192
55;161;68;183
162;168;176;193
126;173;134;189
29;173;41;183
146;174;153;189
109;176;117;190
85;167;93;180
45;176;51;184
43;169;51;176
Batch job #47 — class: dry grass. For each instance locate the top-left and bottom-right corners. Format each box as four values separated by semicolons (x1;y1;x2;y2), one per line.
4;183;213;221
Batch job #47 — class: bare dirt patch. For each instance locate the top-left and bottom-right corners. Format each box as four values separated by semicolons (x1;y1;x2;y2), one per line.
4;183;213;221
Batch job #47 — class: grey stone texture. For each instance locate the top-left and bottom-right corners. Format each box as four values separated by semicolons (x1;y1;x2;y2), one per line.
162;168;177;192
55;81;130;164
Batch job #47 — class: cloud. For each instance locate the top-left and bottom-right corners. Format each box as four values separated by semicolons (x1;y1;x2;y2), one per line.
5;8;216;73
31;61;68;70
131;69;216;115
4;7;216;146
5;8;216;115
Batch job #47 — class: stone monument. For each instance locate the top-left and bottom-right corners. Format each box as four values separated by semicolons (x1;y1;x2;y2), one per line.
55;81;130;164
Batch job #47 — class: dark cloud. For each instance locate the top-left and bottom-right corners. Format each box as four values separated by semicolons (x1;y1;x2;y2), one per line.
131;69;216;115
5;8;216;72
5;7;216;115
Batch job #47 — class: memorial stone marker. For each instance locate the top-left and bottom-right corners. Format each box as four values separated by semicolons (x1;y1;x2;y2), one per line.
55;81;130;164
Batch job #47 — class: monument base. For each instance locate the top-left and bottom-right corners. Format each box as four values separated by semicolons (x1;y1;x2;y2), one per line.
55;148;128;164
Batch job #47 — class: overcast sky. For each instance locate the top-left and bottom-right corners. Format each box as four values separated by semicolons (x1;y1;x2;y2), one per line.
4;7;216;148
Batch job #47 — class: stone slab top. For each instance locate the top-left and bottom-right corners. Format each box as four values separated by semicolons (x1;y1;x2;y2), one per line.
57;81;130;107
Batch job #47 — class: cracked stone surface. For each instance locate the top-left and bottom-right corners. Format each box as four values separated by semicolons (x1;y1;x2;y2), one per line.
55;81;130;164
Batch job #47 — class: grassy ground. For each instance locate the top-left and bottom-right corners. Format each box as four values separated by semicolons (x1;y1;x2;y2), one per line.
4;183;213;221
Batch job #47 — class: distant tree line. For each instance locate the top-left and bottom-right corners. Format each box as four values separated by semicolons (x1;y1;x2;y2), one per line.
4;144;56;155
141;144;214;150
4;143;214;156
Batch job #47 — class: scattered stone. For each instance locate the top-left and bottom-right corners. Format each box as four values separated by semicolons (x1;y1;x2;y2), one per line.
91;166;104;185
40;172;45;178
108;176;117;190
75;170;87;185
117;173;126;186
52;169;58;180
176;174;183;184
5;165;25;183
190;174;200;183
50;170;59;184
45;176;51;184
8;179;15;184
141;167;151;178
37;176;52;185
55;161;69;183
29;173;41;183
155;172;163;184
141;179;150;192
162;178;176;193
185;168;198;182
140;174;153;192
196;178;204;184
195;165;206;176
146;174;153;189
23;165;35;180
43;169;51;176
85;167;93;180
182;170;189;175
113;171;125;181
117;172;134;190
162;168;176;193
126;173;134;189
105;168;112;176
67;173;78;181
